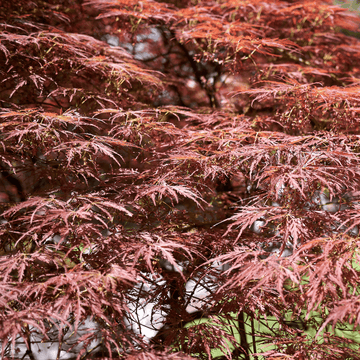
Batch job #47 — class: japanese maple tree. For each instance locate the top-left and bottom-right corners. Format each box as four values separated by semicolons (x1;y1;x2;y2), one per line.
1;0;360;359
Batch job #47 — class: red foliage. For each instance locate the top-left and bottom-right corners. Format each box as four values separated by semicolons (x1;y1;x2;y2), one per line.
1;0;360;359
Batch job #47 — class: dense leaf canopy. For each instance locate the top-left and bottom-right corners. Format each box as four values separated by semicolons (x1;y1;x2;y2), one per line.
1;0;360;359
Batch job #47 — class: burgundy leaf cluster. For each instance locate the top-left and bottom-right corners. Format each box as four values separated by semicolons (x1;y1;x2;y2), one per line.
1;1;360;359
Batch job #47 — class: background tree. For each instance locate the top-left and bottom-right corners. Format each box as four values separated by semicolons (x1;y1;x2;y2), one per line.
1;0;360;359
